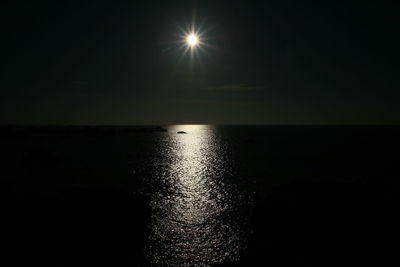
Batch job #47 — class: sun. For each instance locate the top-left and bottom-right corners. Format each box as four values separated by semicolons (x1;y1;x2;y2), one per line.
174;23;211;63
186;33;199;47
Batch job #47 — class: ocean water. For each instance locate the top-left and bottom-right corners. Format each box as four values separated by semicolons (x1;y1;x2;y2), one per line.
146;125;246;266
2;125;400;266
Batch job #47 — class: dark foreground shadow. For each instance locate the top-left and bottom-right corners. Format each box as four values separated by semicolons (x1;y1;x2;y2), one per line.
243;181;398;266
214;180;399;266
216;126;400;266
3;188;150;266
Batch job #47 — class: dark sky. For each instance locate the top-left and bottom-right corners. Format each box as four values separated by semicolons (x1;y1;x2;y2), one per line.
1;0;399;125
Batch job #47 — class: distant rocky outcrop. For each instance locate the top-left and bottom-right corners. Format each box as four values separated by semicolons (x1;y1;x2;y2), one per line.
121;126;168;133
0;126;168;137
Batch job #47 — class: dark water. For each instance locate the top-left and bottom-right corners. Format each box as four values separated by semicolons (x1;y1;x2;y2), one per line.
2;125;400;266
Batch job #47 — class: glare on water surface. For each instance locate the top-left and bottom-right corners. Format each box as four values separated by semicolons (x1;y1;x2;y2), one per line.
148;125;243;266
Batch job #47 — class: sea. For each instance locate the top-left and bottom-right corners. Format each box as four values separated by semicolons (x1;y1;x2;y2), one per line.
2;125;400;266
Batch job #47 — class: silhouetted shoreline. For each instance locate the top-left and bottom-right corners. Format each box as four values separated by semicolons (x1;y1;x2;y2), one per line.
0;125;168;136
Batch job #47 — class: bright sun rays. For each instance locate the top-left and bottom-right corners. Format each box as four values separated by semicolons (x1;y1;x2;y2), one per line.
180;26;205;61
162;16;219;69
186;33;199;47
172;21;215;66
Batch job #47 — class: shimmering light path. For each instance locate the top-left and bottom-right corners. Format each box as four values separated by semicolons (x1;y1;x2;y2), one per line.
148;125;244;266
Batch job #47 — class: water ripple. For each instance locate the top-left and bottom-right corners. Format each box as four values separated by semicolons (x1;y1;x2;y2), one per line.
147;125;244;266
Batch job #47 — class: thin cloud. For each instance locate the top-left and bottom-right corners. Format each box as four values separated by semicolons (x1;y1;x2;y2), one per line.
208;83;264;92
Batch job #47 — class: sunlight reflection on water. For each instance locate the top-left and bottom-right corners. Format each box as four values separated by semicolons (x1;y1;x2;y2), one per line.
148;125;243;266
